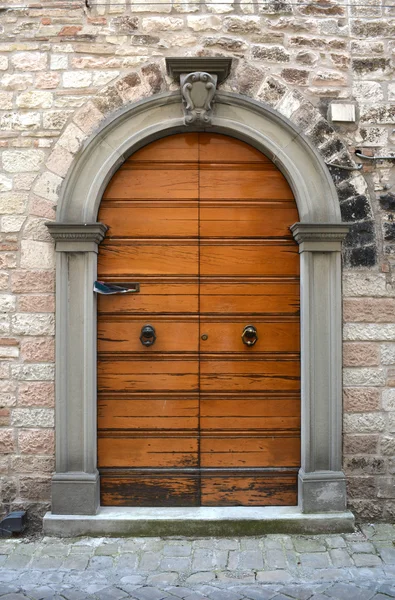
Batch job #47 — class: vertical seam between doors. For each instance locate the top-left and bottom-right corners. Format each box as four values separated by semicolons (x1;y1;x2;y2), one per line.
197;132;202;506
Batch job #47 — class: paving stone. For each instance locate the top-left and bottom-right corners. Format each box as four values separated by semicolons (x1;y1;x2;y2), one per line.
237;551;264;570
185;573;215;584
4;556;31;569
215;573;256;584
349;542;376;553
0;595;30;600
95;544;120;556
256;571;293;582
61;556;89;570
147;573;179;585
299;553;330;569
325;536;347;549
159;557;190;572
163;544;192;557
324;582;376;599
352;553;382;567
293;539;327;553
88;556;114;569
117;553;139;570
0;585;20;596
234;585;278;599
94;587;129;600
378;547;395;564
279;584;326;599
205;589;242;600
58;589;92;600
264;550;288;570
329;549;354;567
132;587;170;600
139;553;161;571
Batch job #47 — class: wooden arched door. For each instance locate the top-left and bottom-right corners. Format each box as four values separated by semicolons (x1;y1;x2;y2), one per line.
97;133;300;506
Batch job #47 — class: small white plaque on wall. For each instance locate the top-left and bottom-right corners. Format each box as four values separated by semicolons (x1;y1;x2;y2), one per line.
329;103;356;123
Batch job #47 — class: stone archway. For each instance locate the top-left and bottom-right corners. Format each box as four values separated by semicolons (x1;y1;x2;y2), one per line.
44;90;354;534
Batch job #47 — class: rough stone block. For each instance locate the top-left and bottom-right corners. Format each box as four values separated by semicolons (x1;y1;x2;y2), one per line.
11;313;54;336
343;367;386;386
0;429;14;454
33;172;62;202
16;91;53;109
20;338;54;363
11;408;54;428
18;428;54;454
12;52;47;71
343;343;379;367
343;412;386;433
343;388;380;412
18;381;54;407
20;240;55;270
0;193;28;215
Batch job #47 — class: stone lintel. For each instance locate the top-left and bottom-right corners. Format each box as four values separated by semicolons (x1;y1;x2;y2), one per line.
46;222;108;252
166;57;232;84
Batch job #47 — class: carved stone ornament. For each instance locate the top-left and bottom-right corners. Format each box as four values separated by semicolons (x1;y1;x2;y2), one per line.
180;71;218;125
166;58;232;127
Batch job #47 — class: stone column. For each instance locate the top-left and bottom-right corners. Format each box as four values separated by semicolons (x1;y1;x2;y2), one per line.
291;223;349;513
46;223;107;515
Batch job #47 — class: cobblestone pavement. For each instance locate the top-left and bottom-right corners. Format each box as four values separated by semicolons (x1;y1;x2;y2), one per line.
1;524;395;599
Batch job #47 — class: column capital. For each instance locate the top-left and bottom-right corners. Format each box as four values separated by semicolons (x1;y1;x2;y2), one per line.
46;222;108;253
290;222;350;252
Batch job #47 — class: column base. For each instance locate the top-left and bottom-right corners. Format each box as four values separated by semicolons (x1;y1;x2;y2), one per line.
51;471;100;515
299;469;347;513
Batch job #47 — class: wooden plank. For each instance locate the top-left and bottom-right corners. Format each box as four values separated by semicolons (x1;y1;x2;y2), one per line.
200;359;300;391
97;281;198;315
98;360;199;392
200;281;299;315
98;242;199;277
98;398;199;430
98;436;199;467
201;473;297;506
98;320;199;353
103;168;198;199
100;202;199;238
199;321;300;353
201;397;300;417
128;133;199;163
200;243;299;276
200;203;299;238
200;436;301;467
101;473;200;506
199;169;294;200
199;133;271;163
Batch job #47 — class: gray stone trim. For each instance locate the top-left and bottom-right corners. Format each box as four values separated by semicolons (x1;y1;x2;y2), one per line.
292;223;349;513
58;92;341;223
43;506;355;537
47;223;107;515
47;222;108;253
166;57;232;83
48;91;351;521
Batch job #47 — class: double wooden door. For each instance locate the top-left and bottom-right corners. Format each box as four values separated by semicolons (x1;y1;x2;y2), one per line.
97;133;301;506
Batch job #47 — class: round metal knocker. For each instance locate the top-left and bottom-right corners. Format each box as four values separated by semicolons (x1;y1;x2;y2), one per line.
140;324;156;347
242;325;258;347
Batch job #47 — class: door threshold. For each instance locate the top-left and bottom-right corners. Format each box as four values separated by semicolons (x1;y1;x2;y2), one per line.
43;506;355;537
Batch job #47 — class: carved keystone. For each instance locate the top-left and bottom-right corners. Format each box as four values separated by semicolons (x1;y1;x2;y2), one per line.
166;57;232;127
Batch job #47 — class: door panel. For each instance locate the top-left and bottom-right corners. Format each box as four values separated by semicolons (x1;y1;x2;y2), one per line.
97;132;300;507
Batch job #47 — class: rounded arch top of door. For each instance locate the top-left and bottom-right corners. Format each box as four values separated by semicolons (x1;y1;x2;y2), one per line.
96;133;301;508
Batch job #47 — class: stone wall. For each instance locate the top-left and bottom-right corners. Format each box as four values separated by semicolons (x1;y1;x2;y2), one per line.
0;0;394;522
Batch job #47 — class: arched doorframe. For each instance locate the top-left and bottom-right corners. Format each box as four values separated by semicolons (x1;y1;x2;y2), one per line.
46;91;352;522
